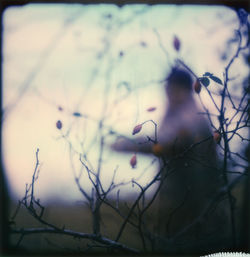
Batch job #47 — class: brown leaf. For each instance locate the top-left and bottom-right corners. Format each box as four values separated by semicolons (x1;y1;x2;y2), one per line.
132;124;142;135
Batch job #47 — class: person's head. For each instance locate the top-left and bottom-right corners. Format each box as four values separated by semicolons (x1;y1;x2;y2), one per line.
165;67;193;104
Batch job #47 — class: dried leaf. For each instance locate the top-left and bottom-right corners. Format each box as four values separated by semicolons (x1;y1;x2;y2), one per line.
130;154;137;169
56;120;62;130
132;124;142;135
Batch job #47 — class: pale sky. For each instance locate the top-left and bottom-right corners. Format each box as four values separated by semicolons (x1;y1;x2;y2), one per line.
2;4;248;203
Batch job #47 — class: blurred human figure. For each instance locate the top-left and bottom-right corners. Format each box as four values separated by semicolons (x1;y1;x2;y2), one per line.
111;67;231;253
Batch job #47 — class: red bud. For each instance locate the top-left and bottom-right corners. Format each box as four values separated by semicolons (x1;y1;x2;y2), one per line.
130;154;137;168
132;124;142;135
173;35;181;52
147;107;156;112
152;143;164;156
213;131;221;144
194;80;201;94
56;120;62;130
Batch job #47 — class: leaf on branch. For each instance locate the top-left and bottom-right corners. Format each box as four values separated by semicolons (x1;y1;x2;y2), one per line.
203;72;213;77
210;75;223;85
132;124;142;135
199;77;210;87
173;35;181;52
56;120;62;130
147;107;156;112
73;112;82;117
130;154;137;169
